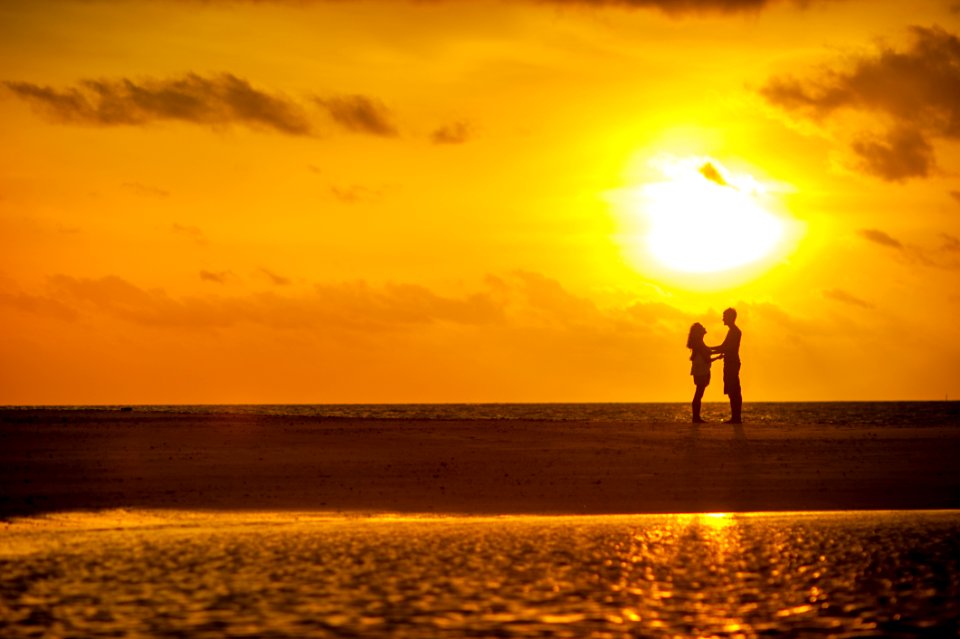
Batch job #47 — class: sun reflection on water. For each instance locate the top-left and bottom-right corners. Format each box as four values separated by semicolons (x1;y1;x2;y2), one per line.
1;510;958;638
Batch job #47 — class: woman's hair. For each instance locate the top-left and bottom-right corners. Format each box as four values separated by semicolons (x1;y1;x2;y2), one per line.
686;322;706;350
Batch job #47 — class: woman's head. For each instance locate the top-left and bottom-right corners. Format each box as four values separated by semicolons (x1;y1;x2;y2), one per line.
686;322;706;349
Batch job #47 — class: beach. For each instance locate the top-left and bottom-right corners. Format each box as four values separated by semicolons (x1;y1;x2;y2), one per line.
3;408;960;638
2;408;958;517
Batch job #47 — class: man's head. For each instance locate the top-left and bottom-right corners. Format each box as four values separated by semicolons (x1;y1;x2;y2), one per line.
723;307;737;326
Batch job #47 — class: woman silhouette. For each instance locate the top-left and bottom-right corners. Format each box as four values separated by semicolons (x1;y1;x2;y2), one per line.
687;322;721;423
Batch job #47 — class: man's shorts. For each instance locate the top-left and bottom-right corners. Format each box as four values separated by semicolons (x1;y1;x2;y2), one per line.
723;361;741;396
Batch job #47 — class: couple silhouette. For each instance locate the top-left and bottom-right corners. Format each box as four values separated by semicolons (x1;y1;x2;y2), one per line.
686;307;742;424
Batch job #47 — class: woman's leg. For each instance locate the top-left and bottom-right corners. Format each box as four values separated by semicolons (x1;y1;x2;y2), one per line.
692;383;706;422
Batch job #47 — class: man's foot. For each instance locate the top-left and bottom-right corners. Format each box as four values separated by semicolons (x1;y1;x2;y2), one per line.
724;418;742;424
692;418;706;423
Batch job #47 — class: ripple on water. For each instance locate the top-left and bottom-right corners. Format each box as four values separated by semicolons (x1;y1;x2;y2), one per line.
1;511;959;638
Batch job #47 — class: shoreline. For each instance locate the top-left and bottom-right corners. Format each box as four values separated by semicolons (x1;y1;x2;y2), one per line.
2;410;959;518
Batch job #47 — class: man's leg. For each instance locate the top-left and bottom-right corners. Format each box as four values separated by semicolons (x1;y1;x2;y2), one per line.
730;391;742;423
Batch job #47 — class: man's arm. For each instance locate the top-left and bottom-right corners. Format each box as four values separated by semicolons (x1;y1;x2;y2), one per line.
710;332;731;355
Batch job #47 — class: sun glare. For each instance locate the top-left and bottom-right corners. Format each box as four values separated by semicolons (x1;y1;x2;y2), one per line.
614;157;787;275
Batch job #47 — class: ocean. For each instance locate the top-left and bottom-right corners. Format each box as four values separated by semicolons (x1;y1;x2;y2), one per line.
8;401;960;426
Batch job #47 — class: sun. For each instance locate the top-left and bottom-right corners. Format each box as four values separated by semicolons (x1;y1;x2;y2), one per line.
614;157;787;275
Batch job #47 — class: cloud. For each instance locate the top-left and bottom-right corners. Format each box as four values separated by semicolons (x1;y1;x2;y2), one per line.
850;126;935;181
260;268;292;286
951;190;960;205
5;73;404;139
51;0;825;15
942;234;960;253
329;184;383;204
822;288;874;309
543;0;810;11
431;121;471;145
28;274;507;331
761;26;960;181
0;291;78;321
857;229;960;270
200;270;231;284
698;161;730;187
858;228;903;249
315;95;398;137
5;73;313;135
122;182;170;198
8;271;661;335
171;223;207;245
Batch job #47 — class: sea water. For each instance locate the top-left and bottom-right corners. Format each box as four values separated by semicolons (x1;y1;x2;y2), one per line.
8;401;960;425
2;510;958;638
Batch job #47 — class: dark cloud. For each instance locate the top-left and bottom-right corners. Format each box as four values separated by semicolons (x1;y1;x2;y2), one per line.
431;121;471;145
316;95;398;137
858;228;903;249
5;73;313;135
822;288;874;309
950;190;960;204
698;162;730;187
850;126;935;182
761;26;960;181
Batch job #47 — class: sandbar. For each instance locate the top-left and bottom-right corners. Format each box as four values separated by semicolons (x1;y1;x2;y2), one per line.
1;409;958;518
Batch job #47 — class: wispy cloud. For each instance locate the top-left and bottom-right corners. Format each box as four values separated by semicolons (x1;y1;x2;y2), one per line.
858;228;903;249
329;184;383;204
431;121;471;145
171;223;207;245
3;271;647;333
315;95;398;137
200;270;232;284
858;229;960;270
122;182;170;199
761;26;960;181
823;288;874;309
5;73;313;135
20;274;506;331
941;233;960;253
54;0;828;15
0;290;78;321
5;73;404;139
548;0;819;14
260;268;292;287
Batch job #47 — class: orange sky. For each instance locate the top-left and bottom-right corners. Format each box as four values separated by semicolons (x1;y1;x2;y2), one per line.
1;0;959;403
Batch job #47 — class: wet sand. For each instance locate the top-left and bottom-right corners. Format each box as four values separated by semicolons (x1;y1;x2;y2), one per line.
3;511;959;638
1;409;959;517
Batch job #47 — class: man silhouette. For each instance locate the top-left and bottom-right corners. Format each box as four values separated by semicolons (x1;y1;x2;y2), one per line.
712;307;742;424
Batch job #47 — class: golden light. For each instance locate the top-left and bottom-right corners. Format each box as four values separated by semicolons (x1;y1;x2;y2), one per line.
612;156;788;276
